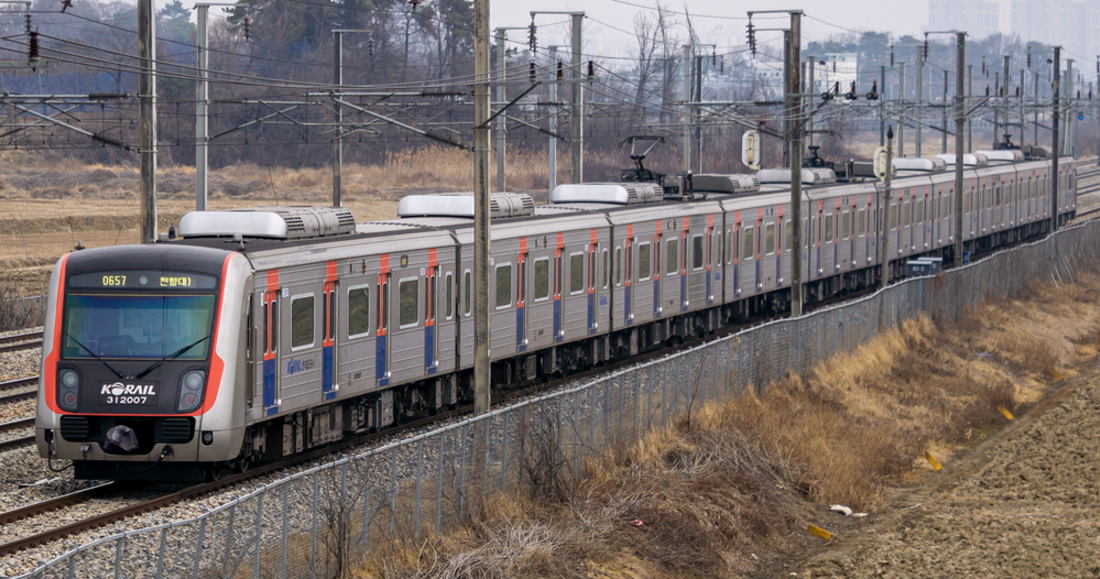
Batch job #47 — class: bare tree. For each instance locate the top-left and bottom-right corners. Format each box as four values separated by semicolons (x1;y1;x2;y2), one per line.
630;12;660;130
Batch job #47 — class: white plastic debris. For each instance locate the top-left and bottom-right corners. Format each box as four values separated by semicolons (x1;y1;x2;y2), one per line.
829;504;853;516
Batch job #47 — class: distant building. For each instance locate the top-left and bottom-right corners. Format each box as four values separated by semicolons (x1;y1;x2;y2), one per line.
926;0;999;39
1011;0;1100;62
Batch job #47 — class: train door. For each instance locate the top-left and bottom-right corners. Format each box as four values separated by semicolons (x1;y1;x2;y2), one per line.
516;240;529;350
653;222;663;317
554;233;564;342
262;282;281;416
425;251;439;372
588;233;598;334
376;265;391;387
732;214;741;297
624;227;634;324
322;263;338;401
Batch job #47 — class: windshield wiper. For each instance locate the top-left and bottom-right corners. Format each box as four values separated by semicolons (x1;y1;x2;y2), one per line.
63;332;125;380
135;335;211;380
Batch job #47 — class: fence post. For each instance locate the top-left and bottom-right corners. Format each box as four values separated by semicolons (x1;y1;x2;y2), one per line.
191;516;207;579
311;471;320;579
414;440;424;534
252;490;265;579
280;483;289;579
154;527;168;579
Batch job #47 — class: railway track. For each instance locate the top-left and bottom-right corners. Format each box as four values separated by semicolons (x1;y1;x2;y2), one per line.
0;377;37;406
0;330;43;354
0;417;35;452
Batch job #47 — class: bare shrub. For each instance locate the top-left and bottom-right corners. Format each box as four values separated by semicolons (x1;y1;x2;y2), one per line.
0;285;44;332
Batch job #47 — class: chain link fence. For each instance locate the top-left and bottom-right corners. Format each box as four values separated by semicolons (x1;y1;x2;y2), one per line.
17;220;1100;579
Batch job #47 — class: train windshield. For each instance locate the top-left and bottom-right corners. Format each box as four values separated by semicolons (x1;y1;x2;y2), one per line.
62;295;216;360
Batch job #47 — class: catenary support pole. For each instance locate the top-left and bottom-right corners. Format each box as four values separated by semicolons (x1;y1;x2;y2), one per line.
881;126;893;288
1063;59;1074;156
807;55;815;151
968;64;974;152
1051;46;1061;235
139;0;156;243
1002;55;1011;146
954;32;965;267
548;46;558;192
994;72;1001;145
495;28;506;192
916;47;923;157
942;69;948;153
788;11;803;317
473;0;491;416
683;44;691;173
333;30;343;207
195;5;208;211
570;13;583;183
898;61;906;158
880;65;886;146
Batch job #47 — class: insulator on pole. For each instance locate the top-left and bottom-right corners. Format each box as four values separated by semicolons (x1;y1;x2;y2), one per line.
587;60;594;79
28;30;39;61
529;61;536;82
556;60;563;80
867;80;879;100
890;45;895;67
528;22;537;52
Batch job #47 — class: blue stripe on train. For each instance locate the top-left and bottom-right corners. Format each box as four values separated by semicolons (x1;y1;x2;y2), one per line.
653;278;661;317
516;306;526;351
376;334;388;386
425;325;435;370
263;358;275;408
624;286;632;325
554;299;562;343
707;269;713;304
323;344;334;398
681;273;688;311
588;293;596;334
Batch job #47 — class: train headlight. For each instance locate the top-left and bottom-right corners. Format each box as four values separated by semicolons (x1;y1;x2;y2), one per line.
57;368;80;411
177;369;207;413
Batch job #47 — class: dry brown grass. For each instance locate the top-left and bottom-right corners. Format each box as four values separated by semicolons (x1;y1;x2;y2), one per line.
355;270;1100;579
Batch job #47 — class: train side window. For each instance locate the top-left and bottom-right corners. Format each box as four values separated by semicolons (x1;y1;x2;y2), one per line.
534;258;550;301
429;269;437;323
615;248;623;286
602;249;609;289
399;278;419;328
802;218;808;249
841;211;850;240
763;224;775;256
727;229;734;264
915;200;923;225
901;202;910;228
328;289;336;341
666;238;678;275
741;227;754;261
445;274;454;320
496;264;512;308
637;242;652;281
463;270;471;317
693;234;705;268
262;301;269;354
857;209;866;237
291;294;314;351
517;261;525;307
270;298;279;353
348;285;370;338
784;219;792;251
381;277;389;330
569;253;584;294
824;214;834;243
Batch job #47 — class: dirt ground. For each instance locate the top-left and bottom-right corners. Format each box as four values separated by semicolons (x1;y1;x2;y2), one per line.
784;358;1100;579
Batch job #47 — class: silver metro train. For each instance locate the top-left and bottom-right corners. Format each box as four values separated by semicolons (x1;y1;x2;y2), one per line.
36;149;1077;480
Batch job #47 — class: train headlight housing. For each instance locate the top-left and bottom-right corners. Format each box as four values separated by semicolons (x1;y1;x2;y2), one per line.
57;368;80;411
177;369;207;413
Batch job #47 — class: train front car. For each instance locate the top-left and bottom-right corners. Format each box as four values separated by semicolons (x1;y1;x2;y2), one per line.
35;244;251;481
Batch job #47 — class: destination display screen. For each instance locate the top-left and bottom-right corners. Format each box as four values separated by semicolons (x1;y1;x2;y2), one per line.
69;271;218;290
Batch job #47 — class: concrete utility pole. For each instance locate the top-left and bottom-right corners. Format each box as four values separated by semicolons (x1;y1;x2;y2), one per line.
333;31;343;207
138;0;156;243
898;61;906;158
954;33;965;266
570;13;583;183
788;11;803;316
1034;70;1040;147
1020;69;1026;146
495;28;506;192
1051;46;1061;235
548;46;558;192
807;55;815;151
195;4;209;211
473;0;490;416
916;47;923;157
881;126;893;288
695;55;703;172
683;44;692;173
